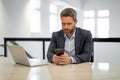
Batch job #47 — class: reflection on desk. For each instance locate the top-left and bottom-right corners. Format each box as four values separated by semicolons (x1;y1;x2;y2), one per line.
9;65;50;80
93;63;120;80
0;57;120;80
48;63;92;80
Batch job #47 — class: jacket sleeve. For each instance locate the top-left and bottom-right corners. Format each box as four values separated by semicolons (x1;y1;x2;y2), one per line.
47;32;57;63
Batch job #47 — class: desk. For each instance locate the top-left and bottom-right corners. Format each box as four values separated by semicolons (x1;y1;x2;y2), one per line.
0;57;120;80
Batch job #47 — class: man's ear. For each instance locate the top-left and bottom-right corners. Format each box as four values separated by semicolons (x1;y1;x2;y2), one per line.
75;20;78;24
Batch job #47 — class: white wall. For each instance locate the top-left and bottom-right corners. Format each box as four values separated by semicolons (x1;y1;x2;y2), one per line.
0;0;5;44
94;42;120;64
0;0;31;39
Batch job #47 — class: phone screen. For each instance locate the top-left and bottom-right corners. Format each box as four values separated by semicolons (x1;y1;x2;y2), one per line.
55;49;64;56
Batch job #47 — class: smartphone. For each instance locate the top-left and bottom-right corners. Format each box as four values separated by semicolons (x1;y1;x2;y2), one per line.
55;48;64;56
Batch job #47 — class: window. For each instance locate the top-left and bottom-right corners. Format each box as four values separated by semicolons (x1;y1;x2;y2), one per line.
83;10;95;37
49;4;59;33
84;10;95;17
83;10;110;38
97;10;109;17
30;0;41;32
97;10;109;38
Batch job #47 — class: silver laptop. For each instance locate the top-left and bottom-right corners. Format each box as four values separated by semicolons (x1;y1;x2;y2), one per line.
8;45;48;67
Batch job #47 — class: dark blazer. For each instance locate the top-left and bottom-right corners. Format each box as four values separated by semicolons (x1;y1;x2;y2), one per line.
47;27;93;64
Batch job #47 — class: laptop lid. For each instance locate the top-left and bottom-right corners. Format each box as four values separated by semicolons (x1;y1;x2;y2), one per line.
8;45;30;66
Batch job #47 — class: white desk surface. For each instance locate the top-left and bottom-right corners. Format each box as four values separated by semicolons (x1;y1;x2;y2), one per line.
0;57;120;80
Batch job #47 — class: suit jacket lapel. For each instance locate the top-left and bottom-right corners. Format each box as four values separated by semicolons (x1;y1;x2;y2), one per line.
59;31;65;49
75;28;82;54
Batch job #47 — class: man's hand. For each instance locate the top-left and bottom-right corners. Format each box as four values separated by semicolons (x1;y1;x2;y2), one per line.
53;52;72;65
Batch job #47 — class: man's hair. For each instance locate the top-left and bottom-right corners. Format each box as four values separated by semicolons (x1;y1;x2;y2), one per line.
60;8;77;21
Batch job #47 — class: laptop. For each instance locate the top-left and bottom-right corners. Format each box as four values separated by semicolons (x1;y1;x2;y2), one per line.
8;45;48;67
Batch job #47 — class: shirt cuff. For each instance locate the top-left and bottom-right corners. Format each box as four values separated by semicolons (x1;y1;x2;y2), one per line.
70;57;77;63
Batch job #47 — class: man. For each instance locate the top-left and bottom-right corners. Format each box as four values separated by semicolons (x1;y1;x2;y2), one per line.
47;8;93;65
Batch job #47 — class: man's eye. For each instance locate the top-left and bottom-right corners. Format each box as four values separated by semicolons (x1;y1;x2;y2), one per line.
62;23;65;25
67;23;72;25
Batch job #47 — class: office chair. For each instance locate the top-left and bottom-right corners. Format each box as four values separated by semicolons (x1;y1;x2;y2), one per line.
89;52;94;62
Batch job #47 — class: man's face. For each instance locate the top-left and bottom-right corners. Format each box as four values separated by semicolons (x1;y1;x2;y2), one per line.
61;17;77;35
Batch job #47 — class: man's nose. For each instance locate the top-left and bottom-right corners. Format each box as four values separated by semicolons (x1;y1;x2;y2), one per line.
64;24;68;29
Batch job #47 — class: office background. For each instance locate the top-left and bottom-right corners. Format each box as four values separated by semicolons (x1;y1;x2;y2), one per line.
0;0;120;63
